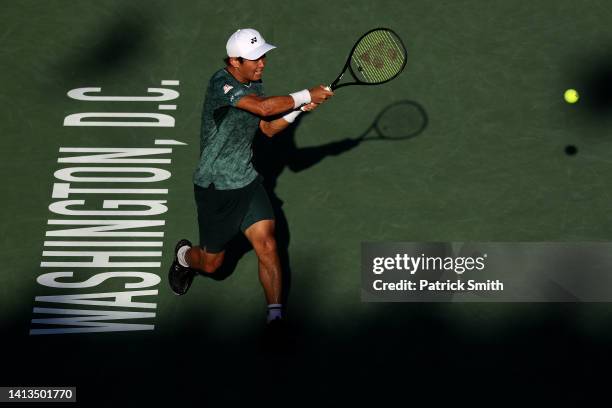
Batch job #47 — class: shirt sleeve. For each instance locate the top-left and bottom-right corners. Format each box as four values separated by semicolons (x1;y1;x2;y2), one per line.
214;77;257;107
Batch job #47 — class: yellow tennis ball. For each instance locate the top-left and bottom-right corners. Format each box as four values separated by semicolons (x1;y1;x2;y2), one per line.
564;89;579;104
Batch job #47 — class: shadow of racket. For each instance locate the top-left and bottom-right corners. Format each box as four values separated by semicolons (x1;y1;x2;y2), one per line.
354;100;428;142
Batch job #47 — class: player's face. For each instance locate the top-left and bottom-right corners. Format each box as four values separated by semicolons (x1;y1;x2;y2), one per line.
241;54;266;81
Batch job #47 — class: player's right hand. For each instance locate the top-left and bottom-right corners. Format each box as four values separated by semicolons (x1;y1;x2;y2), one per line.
309;85;334;104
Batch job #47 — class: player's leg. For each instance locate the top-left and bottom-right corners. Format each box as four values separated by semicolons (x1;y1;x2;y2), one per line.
185;246;224;274
244;219;282;304
168;183;237;295
241;182;282;322
169;242;226;296
170;243;227;296
181;182;242;274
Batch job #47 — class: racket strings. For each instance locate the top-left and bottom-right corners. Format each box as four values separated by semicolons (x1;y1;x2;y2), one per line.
361;33;398;81
351;30;406;83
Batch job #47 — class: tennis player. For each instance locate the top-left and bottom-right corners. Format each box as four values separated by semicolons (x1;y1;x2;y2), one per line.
168;28;333;325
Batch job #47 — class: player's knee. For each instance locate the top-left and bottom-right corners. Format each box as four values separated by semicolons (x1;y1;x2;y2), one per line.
254;236;277;255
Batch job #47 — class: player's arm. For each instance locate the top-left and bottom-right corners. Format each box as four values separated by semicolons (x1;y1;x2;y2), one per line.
258;117;292;138
236;86;333;117
259;103;317;138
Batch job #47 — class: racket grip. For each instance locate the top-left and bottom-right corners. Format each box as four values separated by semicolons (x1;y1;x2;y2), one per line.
300;104;313;112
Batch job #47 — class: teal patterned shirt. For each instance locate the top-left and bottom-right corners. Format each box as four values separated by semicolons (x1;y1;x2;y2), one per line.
193;68;263;190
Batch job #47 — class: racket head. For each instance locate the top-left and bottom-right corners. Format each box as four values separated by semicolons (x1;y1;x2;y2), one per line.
361;100;427;141
333;28;407;90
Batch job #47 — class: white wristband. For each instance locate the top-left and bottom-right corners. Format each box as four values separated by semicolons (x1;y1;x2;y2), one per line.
282;110;302;123
289;89;311;109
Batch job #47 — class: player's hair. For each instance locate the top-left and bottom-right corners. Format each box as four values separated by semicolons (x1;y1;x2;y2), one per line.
224;56;244;65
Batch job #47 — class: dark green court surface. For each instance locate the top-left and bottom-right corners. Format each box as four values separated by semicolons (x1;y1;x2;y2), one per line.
2;0;611;404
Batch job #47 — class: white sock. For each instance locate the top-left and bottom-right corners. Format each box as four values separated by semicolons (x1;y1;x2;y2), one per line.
177;245;190;268
267;304;283;323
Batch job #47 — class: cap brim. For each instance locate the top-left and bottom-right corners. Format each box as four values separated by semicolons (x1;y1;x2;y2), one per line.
242;43;276;60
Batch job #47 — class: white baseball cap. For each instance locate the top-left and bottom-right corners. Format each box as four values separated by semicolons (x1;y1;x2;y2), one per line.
226;28;276;60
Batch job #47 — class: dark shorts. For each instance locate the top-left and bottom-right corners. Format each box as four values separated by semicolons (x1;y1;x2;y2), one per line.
193;176;274;253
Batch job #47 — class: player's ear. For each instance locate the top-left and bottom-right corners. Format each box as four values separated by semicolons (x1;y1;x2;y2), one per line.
228;57;242;68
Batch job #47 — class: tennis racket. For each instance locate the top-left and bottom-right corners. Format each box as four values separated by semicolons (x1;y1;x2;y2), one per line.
355;100;427;142
328;27;407;91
